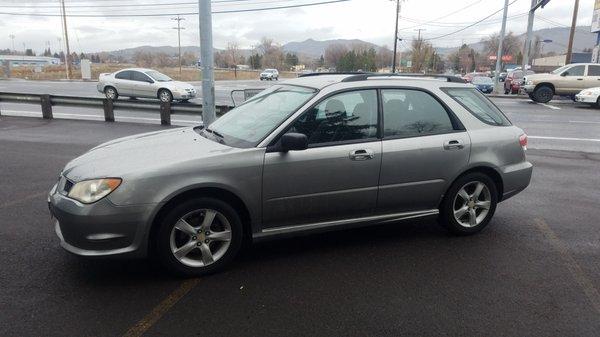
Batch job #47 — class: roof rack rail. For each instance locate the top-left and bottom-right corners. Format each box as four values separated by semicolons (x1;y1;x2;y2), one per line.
341;73;466;83
297;71;367;78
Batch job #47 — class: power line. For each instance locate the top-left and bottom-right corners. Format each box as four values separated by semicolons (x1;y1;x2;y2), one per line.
0;0;297;9
397;0;484;31
0;0;351;17
423;0;521;41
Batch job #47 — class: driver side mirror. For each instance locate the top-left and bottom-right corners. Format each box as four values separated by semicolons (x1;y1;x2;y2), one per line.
279;133;308;152
560;72;568;77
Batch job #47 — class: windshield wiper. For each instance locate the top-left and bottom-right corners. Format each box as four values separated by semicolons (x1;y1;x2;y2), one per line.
206;128;224;139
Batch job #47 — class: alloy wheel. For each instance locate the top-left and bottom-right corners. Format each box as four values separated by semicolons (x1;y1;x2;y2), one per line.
169;208;232;267
105;88;116;99
452;181;492;228
159;90;172;102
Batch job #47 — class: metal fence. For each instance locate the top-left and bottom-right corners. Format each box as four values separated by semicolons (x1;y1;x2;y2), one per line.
0;92;233;125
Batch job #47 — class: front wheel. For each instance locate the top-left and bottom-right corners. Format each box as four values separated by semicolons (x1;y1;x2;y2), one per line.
532;86;554;103
439;172;498;235
158;89;173;103
155;198;243;276
104;86;118;100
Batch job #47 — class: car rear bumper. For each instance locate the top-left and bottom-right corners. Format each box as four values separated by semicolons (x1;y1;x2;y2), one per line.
500;160;533;201
48;185;155;258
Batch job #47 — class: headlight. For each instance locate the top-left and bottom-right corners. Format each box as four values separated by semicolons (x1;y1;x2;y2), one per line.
525;80;533;85
67;178;122;204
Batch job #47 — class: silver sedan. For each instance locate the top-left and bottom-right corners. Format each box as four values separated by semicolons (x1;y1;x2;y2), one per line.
97;68;196;102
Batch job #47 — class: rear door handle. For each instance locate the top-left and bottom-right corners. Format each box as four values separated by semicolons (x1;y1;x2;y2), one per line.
577;78;584;81
349;149;374;161
444;140;464;150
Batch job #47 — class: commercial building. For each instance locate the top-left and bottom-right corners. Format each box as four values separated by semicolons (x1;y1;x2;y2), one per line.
0;55;61;67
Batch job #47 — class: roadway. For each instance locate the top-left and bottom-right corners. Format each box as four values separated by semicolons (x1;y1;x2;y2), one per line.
0;79;273;106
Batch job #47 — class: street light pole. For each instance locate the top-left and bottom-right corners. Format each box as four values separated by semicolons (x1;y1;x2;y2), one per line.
494;0;509;94
172;15;186;77
522;0;550;71
9;34;15;53
198;0;216;126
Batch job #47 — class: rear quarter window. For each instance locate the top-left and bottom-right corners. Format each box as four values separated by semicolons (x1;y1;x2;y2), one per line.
442;88;511;126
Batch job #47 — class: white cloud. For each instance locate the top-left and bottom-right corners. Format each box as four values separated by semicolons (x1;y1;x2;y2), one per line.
0;0;596;54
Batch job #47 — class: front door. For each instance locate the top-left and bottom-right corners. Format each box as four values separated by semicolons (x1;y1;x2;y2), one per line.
131;71;156;98
114;70;135;96
262;89;381;228
559;64;587;94
377;88;471;214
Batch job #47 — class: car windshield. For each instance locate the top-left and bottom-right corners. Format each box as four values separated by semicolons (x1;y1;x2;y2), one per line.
265;69;275;73
205;85;317;148
472;77;493;84
551;65;571;75
146;70;172;82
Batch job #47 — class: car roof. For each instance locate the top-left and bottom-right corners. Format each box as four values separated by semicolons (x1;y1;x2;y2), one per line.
282;74;469;90
117;68;155;73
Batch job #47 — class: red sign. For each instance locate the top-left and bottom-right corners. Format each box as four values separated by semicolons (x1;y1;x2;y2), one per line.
488;55;513;61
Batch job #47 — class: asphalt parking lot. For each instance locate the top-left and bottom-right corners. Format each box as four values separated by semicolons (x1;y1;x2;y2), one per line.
1;98;600;336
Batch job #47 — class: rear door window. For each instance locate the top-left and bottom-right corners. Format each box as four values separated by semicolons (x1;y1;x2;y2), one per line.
588;65;600;76
115;71;132;80
381;89;458;138
442;88;511;126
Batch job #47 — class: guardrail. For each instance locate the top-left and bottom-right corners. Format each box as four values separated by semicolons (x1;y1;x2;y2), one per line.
0;92;233;125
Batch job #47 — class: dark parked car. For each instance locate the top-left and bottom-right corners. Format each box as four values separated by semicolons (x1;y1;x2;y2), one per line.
472;76;494;94
498;72;507;82
504;70;534;95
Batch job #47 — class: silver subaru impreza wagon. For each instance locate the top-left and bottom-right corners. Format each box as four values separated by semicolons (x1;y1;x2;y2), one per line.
49;73;532;276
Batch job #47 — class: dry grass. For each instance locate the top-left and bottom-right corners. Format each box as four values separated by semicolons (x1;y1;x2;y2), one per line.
5;64;297;82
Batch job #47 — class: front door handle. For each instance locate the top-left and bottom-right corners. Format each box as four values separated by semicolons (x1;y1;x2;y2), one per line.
349;149;374;161
577;78;583;81
444;140;464;150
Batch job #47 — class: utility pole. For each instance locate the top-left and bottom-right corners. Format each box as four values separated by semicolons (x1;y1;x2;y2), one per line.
523;0;550;70
494;0;509;94
391;0;403;73
199;0;216;126
172;15;185;76
9;34;15;53
566;0;580;64
60;0;71;79
414;28;426;41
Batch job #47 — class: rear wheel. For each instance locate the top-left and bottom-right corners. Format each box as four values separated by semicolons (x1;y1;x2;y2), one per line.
595;97;600;109
155;198;243;276
532;85;554;103
439;172;498;235
104;86;118;100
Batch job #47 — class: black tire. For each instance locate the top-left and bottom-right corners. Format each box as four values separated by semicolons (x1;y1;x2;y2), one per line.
104;86;118;101
532;85;554;103
595;97;600;109
155;197;243;276
439;172;498;235
158;89;173;103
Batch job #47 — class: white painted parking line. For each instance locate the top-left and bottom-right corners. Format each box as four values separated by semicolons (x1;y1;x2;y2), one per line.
529;135;600;142
540;103;561;110
569;120;600;125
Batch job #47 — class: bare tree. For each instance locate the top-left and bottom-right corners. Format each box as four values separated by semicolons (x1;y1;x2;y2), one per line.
324;44;348;68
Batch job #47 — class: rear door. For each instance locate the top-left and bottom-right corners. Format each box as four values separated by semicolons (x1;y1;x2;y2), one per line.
262;89;381;228
113;70;136;96
131;71;156;98
377;88;470;214
586;64;600;88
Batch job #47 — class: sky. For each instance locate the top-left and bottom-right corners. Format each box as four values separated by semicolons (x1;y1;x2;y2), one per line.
0;0;596;54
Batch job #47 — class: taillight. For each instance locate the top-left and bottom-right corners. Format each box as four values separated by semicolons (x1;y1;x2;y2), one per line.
519;134;528;150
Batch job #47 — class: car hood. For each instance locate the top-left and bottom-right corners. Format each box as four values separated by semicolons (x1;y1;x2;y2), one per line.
523;73;556;82
62;127;233;181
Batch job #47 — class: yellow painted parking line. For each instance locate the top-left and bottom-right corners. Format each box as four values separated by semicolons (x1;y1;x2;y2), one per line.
533;218;600;316
0;191;47;209
122;278;200;337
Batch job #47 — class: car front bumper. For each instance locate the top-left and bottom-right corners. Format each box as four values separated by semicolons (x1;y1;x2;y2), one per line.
48;185;156;258
522;84;535;93
574;94;598;104
172;91;197;100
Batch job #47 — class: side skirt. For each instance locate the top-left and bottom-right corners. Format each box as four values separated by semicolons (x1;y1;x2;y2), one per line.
252;209;439;242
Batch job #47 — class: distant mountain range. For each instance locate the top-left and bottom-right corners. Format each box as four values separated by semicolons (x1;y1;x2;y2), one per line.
101;26;597;61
